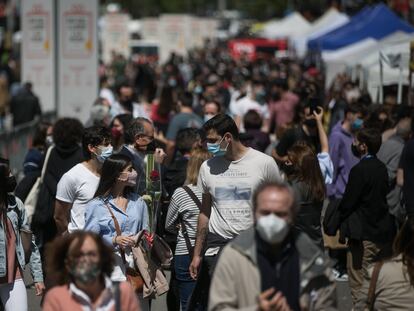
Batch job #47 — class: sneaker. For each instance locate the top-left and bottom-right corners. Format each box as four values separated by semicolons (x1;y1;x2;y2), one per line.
336;273;349;282
332;268;341;279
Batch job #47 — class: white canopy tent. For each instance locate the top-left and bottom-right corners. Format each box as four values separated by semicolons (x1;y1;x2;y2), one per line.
261;12;311;39
322;32;414;100
294;8;349;57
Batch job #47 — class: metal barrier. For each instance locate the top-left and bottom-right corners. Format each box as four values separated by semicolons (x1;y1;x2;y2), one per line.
0;112;56;174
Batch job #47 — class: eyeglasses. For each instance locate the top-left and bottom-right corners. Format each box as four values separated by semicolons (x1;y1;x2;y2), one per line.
138;134;154;141
72;251;99;260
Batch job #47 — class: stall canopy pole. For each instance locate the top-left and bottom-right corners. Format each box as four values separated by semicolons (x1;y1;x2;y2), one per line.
398;57;403;105
379;52;384;104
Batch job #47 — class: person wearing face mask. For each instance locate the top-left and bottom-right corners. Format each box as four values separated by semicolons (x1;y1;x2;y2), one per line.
203;99;221;123
209;181;337;311
119;117;167;195
110;114;133;152
327;103;364;201
15;121;53;203
272;103;321;165
0;158;45;311
285;143;326;248
111;84;149;119
326;104;365;276
54;126;113;235
230;80;270;131
188;114;281;310
337;128;396;305
43;231;140;311
84;154;149;309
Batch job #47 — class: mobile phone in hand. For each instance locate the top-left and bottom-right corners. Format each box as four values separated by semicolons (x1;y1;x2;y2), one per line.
309;97;318;114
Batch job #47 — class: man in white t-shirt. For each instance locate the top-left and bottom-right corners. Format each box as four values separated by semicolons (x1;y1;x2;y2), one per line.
188;114;281;310
230;80;270;131
54;126;113;234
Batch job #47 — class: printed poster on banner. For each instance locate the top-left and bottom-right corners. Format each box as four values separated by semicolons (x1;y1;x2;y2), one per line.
141;17;160;41
190;17;203;49
159;14;192;63
58;0;98;122
21;0;55;112
101;13;131;64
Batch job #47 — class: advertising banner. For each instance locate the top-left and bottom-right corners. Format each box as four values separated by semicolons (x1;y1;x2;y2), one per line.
159;14;192;63
58;0;98;122
101;13;131;64
21;0;55;112
141;17;160;41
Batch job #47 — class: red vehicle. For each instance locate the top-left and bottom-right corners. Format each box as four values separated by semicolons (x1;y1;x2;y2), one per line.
228;38;288;61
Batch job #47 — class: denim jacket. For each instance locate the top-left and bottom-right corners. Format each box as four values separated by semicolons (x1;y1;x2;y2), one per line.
0;195;44;283
84;193;149;246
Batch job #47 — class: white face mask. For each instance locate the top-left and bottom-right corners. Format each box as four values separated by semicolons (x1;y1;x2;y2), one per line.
256;214;289;244
204;113;215;122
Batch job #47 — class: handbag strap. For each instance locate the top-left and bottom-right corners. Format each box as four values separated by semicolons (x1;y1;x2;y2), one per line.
104;202;128;265
179;186;201;257
179;216;194;258
367;261;384;310
182;186;201;209
40;146;53;182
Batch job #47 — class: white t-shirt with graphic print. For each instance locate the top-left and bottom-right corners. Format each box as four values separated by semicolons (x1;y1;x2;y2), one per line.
198;148;281;255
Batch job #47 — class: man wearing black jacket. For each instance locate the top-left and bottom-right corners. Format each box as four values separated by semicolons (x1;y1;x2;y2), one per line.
338;128;395;304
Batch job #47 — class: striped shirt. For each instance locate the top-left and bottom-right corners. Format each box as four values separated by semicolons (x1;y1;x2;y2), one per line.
165;184;201;256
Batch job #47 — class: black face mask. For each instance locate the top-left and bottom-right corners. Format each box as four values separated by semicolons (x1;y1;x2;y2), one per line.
120;99;133;112
282;163;295;176
6;176;16;193
351;144;361;158
303;119;317;128
146;141;156;153
271;91;281;101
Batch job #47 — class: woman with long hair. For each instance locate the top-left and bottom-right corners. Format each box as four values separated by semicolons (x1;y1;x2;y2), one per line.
110;113;133;152
84;154;148;307
0;157;44;311
285;142;326;247
165;147;212;310
43;231;140;310
151;86;175;135
355;217;414;309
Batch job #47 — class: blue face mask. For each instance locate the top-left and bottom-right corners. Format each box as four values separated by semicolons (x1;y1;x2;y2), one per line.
96;145;113;163
207;137;228;157
352;118;364;130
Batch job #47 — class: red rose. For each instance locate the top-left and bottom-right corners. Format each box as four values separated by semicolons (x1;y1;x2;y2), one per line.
144;231;154;247
150;170;160;181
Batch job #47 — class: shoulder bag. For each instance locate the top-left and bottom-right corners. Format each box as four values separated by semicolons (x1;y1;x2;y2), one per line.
366;261;384;311
104;202;144;293
179;186;201;258
24;146;53;226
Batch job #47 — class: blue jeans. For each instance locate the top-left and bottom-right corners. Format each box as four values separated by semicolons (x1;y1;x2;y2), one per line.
174;254;196;311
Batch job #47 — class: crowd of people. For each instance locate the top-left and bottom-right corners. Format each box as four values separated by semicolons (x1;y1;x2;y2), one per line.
1;40;414;311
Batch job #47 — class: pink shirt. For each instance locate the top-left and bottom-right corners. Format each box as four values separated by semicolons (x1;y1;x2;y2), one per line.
0;217;22;284
269;91;299;128
43;281;140;311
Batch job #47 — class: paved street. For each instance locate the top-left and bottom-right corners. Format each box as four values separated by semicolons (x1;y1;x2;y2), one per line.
26;269;353;311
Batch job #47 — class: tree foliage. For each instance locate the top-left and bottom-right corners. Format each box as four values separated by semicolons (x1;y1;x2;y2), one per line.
102;0;332;20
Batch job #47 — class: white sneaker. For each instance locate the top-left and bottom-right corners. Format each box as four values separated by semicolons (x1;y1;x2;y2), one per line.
336;272;349;282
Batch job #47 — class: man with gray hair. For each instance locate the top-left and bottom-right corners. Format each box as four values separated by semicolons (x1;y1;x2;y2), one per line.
209;181;337;311
119;117;166;194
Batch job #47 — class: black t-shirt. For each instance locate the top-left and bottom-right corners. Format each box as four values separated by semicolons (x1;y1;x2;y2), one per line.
275;126;320;157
